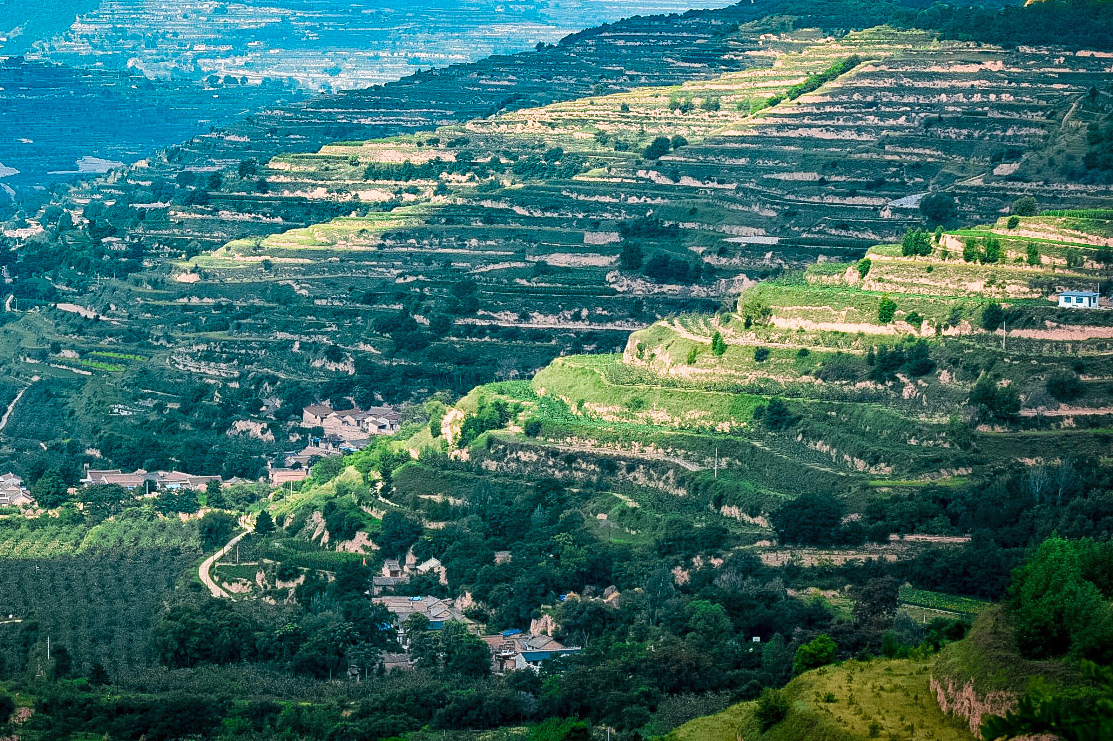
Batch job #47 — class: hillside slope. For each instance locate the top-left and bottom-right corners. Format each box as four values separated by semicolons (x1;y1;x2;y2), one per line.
672;657;975;741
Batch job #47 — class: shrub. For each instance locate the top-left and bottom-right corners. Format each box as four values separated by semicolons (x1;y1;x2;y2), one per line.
711;332;727;357
1026;243;1040;266
963;238;980;262
753;347;770;363
1045;371;1084;402
982;235;1002;263
1007;215;1020;229
857;257;872;278
878;297;897;324
686;347;699;365
969;376;1020;422
755;398;800;431
523;419;543;437
755;688;790;731
793;634;837;675
901;228;932;257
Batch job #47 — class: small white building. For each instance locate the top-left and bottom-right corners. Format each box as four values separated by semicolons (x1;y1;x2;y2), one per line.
1058;290;1100;309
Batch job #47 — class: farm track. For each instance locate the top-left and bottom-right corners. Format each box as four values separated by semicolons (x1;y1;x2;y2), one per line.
0;383;29;433
199;529;250;598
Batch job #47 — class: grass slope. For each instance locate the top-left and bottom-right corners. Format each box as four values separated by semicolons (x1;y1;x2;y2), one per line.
673;658;975;741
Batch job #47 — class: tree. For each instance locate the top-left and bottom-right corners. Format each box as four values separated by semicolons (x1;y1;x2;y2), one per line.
970;377;1021;423
89;662;110;686
793;634;836;675
1026;243;1040;266
440;622;491;677
255;510;276;535
963;237;980;262
52;645;73;679
205;479;226;508
901;228;932;257
878;297;897;324
711;331;727;357
643;136;671;160
1046;371;1084;402
199;512;236;550
756;398;800;431
754;347;770;362
919;192;956;224
982;235;1002;263
31;469;68;509
0;692;13;726
619;240;643;271
853;576;900;627
377;512;423;559
1008;537;1113;661
981;303;1004;332
1012;196;1038;217
771;493;844;546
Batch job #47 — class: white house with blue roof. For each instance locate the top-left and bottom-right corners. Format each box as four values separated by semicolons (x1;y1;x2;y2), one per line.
1058;290;1100;309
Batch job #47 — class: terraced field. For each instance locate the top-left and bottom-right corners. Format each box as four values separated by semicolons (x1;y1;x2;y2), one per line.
389;214;1113;543
2;3;1113;475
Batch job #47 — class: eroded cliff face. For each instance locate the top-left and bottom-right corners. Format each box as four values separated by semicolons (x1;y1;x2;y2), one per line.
930;675;1017;737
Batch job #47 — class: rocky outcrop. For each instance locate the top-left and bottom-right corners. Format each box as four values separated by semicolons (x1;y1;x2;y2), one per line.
930;675;1018;738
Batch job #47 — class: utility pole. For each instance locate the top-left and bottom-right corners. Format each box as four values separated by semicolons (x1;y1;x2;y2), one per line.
1002;315;1006;352
714;447;719;478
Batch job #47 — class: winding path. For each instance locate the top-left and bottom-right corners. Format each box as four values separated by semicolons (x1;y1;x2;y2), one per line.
199;529;250;598
0;384;29;433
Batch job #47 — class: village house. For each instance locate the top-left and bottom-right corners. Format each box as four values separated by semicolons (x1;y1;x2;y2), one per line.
481;630;581;673
0;473;33;508
301;402;401;445
268;467;310;486
1058;290;1101;309
373;596;475;647
81;468;221;492
372;558;408;594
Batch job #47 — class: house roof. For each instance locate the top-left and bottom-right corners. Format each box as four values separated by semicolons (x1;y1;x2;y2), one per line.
519;648;581;662
374;596;470;624
1061;290;1099;297
303;404;334;416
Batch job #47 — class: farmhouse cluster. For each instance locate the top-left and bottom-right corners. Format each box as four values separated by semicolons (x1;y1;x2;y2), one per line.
372;595;581;674
81;468;222;491
0;472;31;508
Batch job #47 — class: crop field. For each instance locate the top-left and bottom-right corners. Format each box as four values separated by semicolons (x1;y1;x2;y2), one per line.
0;511;202;675
899;586;989;618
